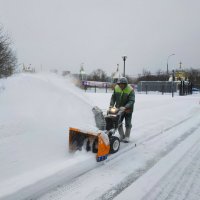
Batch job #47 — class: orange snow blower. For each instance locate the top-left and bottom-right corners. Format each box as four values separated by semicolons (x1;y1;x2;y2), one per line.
69;127;110;161
69;106;123;162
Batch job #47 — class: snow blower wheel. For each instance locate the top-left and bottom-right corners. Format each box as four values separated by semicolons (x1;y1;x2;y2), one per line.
109;136;120;154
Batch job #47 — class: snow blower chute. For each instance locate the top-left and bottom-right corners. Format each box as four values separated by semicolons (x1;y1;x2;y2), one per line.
69;106;123;162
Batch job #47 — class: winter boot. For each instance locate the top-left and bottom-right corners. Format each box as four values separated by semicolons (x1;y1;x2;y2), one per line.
123;127;131;143
118;126;125;141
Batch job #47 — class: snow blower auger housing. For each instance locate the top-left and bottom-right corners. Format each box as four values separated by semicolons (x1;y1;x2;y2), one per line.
69;106;123;162
69;127;110;162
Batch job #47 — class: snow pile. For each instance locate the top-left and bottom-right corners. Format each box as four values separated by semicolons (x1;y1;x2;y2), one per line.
0;72;96;198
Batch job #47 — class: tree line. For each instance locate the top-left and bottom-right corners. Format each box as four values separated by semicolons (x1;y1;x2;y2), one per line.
137;69;200;85
0;26;17;78
86;68;200;86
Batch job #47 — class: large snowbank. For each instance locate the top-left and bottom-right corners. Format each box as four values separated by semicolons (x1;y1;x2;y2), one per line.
0;73;96;198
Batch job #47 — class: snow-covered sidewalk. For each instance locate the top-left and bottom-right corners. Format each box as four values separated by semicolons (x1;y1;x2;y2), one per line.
116;123;200;200
38;103;200;200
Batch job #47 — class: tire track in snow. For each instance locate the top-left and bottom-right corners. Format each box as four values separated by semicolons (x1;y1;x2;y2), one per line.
97;121;200;200
139;115;193;144
102;114;194;164
142;138;200;200
37;113;200;200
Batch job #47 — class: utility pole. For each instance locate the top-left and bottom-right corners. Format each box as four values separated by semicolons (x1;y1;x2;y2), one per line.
167;54;175;75
172;70;175;98
122;56;127;77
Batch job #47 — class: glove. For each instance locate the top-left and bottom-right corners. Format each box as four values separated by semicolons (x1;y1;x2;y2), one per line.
119;107;126;112
108;106;112;114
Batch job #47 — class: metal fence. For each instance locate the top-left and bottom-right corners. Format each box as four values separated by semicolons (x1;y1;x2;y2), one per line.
81;80;113;93
137;81;199;96
83;85;113;93
81;80;200;95
137;81;178;94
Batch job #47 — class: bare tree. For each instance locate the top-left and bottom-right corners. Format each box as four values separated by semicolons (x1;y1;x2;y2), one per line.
156;69;168;81
89;68;107;82
136;68;168;82
186;68;200;85
126;75;137;84
0;26;17;78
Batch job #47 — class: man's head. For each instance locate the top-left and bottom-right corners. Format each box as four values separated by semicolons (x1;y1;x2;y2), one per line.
117;77;128;90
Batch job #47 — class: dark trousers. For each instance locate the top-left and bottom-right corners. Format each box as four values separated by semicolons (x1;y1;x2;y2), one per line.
119;112;132;129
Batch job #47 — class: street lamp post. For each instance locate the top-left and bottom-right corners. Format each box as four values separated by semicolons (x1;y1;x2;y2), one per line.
122;56;127;77
167;54;175;75
172;70;175;98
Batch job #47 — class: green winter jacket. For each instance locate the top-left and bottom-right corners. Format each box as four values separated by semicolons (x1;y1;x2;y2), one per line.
110;84;135;113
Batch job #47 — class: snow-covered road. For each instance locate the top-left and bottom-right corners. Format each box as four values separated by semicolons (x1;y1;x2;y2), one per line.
0;73;200;200
38;105;200;200
141;134;200;200
116;122;200;200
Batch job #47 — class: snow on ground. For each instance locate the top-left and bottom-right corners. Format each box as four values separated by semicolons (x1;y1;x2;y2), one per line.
0;73;200;200
116;125;200;200
0;73;96;199
38;92;200;200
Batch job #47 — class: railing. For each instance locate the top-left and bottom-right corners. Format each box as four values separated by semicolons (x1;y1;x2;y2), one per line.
82;81;113;93
83;85;113;93
137;81;199;96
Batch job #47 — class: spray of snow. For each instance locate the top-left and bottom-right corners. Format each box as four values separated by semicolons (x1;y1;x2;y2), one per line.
0;72;96;185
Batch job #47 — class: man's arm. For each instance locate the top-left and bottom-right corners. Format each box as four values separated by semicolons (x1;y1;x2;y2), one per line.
124;90;135;109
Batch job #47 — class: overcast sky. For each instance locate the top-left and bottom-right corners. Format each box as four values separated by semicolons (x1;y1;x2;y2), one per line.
0;0;200;76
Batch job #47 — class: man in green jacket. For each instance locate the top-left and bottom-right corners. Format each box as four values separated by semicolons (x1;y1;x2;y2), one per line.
110;77;135;143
